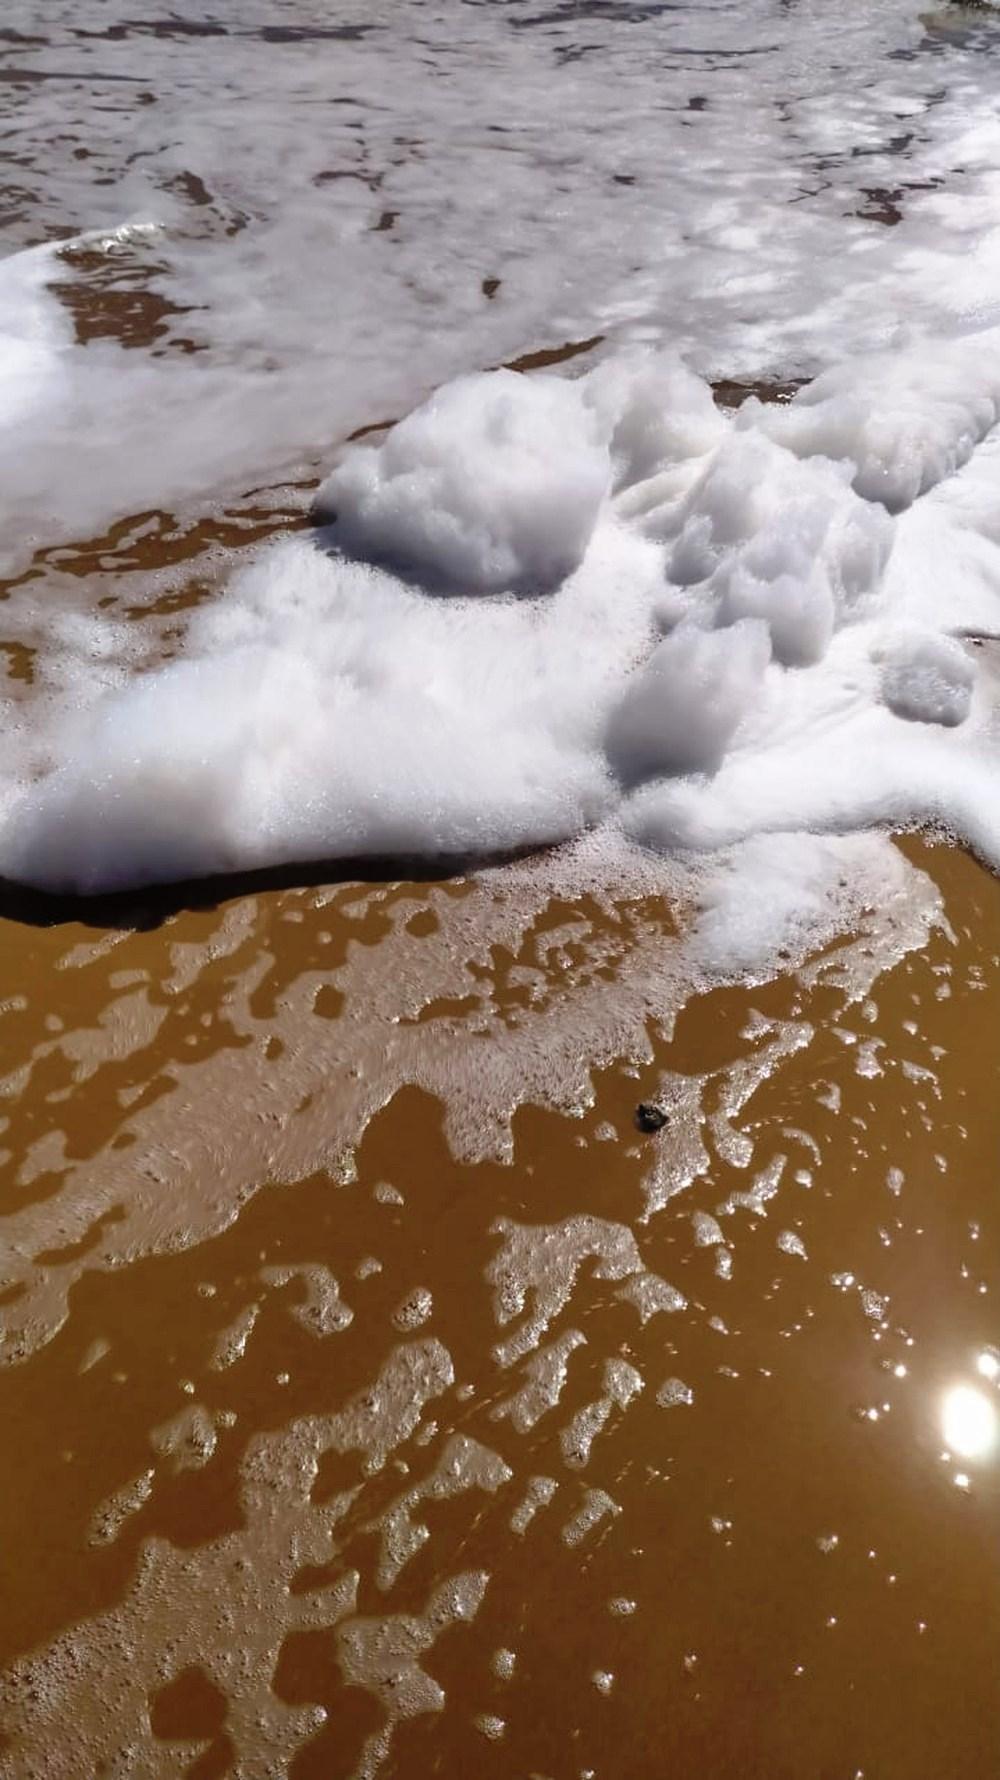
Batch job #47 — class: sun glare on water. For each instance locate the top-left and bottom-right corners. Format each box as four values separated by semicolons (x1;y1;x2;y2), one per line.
942;1377;999;1462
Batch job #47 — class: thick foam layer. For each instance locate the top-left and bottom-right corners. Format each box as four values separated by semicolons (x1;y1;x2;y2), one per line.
3;339;1000;992
318;370;610;596
7;0;1000;981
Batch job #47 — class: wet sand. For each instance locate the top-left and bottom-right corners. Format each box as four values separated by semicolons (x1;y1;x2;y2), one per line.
0;780;998;1776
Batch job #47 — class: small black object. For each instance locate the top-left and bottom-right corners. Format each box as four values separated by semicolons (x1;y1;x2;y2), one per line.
635;1103;667;1134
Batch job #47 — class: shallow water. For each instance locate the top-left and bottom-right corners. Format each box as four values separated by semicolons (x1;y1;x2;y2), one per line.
1;833;999;1776
4;1;1000;1774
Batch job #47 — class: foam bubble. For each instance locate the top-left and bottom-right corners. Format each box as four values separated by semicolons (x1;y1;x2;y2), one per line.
876;628;975;727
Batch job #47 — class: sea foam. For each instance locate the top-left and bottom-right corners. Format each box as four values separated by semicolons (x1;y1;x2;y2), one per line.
3;340;1000;977
5;0;1000;576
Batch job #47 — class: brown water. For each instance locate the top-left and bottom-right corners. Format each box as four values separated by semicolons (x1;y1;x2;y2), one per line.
1;668;998;1778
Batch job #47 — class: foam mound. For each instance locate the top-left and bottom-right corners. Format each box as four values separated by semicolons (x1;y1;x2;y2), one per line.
316;370;611;596
876;629;975;728
4;339;1000;976
606;620;771;783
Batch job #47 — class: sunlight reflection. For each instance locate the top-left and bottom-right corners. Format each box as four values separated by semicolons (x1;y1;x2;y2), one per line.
976;1348;1000;1385
942;1383;998;1461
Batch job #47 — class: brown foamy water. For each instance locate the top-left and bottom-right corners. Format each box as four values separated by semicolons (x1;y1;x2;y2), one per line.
5;6;1000;1768
1;582;998;1777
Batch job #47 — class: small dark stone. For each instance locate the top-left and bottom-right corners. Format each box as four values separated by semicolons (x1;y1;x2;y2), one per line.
635;1103;667;1134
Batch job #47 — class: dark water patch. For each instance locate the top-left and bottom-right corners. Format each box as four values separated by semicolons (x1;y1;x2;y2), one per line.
503;333;605;373
149;1666;230;1765
0;67;149;83
663;42;779;57
511;0;683;24
711;376;810;410
34;1206;127;1267
314;168;379;188
346;417;397;442
853;131;916;159
74;18;378;43
53;246;203;354
252;24;378;43
854;177;944;224
158;169;250;236
169;170;213;207
0;640;36;686
0;841;527;933
0;183;35;229
75;19;229;40
555;41;607;62
0;485;315;610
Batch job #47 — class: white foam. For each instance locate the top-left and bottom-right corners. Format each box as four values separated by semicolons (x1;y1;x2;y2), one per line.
665;434;894;667
876;627;975;727
6;0;1000;570
0;242;70;429
0;499;654;892
8;0;1000;975
606;619;772;782
754;336;1000;514
4;335;1000;975
318;370;610;596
